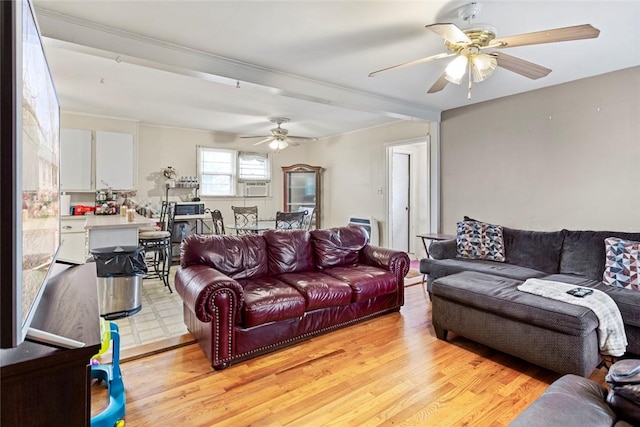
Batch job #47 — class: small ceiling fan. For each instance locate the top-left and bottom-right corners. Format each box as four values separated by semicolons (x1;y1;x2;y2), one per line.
242;117;317;150
369;2;600;99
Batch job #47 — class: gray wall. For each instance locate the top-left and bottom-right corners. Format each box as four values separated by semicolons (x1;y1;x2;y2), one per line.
439;66;640;234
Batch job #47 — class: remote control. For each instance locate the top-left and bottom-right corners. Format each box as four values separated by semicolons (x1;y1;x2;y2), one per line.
566;287;594;298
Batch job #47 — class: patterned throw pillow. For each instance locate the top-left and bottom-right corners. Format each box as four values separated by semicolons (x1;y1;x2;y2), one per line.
603;237;640;290
456;219;506;262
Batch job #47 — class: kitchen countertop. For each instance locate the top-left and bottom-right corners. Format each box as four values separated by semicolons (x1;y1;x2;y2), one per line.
84;213;155;230
60;215;88;220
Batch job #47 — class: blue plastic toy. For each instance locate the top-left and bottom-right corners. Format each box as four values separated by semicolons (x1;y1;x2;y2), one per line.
91;321;126;427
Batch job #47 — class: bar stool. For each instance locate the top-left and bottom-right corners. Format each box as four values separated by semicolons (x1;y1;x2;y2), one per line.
138;201;176;292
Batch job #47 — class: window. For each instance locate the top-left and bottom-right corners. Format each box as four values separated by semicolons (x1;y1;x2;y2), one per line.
238;152;270;182
198;147;236;196
197;148;270;196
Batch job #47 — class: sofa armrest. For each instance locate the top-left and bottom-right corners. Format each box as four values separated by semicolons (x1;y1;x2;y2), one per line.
430;239;457;260
510;374;616;426
175;265;244;323
360;245;410;278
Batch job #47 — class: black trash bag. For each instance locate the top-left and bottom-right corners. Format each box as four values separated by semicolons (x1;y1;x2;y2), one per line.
91;245;148;277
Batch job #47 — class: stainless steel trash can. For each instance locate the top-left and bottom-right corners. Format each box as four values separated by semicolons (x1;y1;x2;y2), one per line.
91;246;147;320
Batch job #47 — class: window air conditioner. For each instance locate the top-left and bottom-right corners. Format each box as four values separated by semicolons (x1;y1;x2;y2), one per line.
244;182;269;197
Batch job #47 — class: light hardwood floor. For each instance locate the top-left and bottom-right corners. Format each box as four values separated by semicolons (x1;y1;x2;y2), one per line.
97;283;607;426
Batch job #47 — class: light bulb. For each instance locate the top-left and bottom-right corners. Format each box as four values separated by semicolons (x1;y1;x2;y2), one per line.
471;53;497;82
269;139;288;150
445;56;469;85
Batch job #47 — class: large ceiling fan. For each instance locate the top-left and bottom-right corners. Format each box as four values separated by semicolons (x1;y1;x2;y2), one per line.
369;2;600;99
242;117;317;150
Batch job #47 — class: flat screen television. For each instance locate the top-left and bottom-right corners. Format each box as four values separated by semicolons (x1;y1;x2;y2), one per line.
0;0;67;348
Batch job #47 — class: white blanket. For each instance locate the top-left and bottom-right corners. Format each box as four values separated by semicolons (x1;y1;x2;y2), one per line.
518;278;627;357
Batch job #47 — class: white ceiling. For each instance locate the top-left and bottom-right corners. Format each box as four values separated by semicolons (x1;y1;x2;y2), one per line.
33;0;640;139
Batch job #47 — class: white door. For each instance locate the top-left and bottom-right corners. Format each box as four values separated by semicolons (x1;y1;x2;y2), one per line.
391;152;410;251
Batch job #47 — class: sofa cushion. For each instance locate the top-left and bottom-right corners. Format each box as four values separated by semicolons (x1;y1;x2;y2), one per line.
560;230;640;281
421;257;547;282
432;271;599;336
180;233;268;280
278;272;353;310
603;237;640;290
503;227;564;274
310;226;368;270
456;219;505;262
237;277;306;328
543;273;640;330
263;229;315;276
322;264;397;302
509;374;616;427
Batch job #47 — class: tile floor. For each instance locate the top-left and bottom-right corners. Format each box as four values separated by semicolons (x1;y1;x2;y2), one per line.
111;276;187;350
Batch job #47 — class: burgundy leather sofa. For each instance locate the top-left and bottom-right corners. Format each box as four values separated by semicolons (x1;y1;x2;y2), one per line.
175;225;410;370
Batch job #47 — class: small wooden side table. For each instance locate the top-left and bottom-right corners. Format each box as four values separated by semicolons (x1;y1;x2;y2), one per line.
416;233;455;283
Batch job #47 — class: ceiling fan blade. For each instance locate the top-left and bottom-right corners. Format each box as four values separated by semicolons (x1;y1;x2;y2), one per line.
241;135;268;139
491;24;600;49
252;137;273;146
494;52;552;80
425;23;471;45
427;72;449;93
368;52;455;77
288;135;318;141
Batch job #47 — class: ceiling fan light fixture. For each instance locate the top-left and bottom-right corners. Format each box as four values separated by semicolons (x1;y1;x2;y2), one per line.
471;53;497;82
444;55;469;84
269;139;289;150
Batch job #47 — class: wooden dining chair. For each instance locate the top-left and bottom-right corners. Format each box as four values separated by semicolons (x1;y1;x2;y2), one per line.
297;206;315;230
275;211;306;230
209;209;225;235
231;206;258;235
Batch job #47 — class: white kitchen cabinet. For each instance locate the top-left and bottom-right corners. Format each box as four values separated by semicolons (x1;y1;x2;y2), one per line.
95;131;135;190
59;216;88;264
60;129;92;191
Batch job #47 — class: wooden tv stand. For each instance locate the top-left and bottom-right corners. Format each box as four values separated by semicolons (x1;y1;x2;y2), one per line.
1;263;101;426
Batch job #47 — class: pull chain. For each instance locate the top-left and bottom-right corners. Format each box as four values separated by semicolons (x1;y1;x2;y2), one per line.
467;60;472;100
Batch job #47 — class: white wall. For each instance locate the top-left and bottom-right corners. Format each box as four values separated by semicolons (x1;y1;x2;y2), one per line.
61;113;432;245
439;66;640;234
60;113;312;220
137;124;312;222
308;120;431;246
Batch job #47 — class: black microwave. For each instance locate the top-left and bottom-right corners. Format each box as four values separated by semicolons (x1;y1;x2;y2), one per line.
175;202;205;215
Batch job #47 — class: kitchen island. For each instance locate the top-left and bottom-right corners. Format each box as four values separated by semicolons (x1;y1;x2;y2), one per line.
85;214;156;251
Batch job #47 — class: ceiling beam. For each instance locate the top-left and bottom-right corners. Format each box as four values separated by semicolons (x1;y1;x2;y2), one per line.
36;8;441;123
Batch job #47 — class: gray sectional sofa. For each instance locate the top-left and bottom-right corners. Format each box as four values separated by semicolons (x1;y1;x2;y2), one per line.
510;374;634;427
420;223;640;376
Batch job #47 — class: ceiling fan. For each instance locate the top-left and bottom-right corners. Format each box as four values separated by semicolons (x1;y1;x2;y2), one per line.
368;2;600;99
242;117;318;150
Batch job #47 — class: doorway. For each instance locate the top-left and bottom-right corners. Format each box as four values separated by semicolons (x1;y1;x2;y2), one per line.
387;139;430;256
